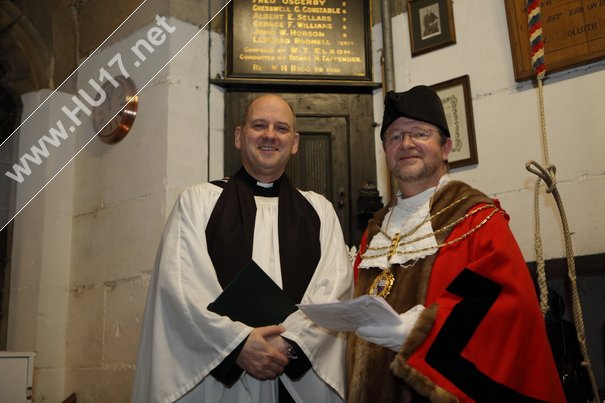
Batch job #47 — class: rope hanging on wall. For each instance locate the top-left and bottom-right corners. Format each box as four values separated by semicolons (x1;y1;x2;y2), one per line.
524;1;601;401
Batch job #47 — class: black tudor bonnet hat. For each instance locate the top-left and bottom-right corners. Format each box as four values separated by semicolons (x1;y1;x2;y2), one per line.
380;85;450;140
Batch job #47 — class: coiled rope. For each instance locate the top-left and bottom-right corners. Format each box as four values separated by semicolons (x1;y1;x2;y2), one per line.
524;1;600;400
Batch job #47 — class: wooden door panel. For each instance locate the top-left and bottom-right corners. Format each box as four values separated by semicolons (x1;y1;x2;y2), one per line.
292;117;349;240
223;92;376;245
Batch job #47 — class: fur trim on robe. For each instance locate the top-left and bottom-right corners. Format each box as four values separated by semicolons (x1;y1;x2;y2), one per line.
347;181;492;403
390;304;458;402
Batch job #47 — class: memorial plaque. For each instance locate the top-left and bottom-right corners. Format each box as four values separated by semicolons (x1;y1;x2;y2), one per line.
505;0;605;81
226;0;372;80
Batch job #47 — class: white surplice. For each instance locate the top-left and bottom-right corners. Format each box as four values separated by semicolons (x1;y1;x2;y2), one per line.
131;182;353;403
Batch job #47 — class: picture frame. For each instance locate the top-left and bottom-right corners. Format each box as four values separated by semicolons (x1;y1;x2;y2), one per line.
407;0;456;57
504;0;605;81
225;0;372;81
431;75;478;169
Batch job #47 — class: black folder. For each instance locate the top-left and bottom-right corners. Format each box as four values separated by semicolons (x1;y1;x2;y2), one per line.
207;260;297;328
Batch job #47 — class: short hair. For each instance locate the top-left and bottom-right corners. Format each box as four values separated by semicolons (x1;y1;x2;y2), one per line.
240;94;297;132
437;130;450;172
436;129;448;146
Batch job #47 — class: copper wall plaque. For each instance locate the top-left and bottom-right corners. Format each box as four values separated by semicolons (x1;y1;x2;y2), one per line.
505;0;605;81
226;0;372;81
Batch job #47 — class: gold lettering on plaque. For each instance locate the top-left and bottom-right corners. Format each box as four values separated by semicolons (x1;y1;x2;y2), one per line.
233;0;368;78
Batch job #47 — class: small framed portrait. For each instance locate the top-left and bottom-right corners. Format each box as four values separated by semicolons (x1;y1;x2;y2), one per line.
407;0;456;57
430;75;478;169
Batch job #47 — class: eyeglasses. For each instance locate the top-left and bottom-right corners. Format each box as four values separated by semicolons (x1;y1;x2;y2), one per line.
385;129;435;146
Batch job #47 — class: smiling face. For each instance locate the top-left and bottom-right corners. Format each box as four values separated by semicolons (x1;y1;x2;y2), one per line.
383;116;452;198
235;94;300;183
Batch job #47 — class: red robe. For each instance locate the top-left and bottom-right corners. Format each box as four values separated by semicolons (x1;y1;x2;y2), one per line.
347;181;565;403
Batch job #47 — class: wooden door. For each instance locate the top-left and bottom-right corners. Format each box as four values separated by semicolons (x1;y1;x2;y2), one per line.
223;91;376;246
285;116;350;241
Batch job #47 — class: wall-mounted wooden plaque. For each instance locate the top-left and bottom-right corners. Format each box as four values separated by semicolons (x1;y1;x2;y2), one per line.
226;0;372;81
505;0;605;81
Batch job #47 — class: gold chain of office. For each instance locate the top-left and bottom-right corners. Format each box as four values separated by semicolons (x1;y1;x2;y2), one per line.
361;198;502;261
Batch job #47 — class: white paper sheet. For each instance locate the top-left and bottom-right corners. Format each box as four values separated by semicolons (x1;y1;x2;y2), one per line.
297;295;403;331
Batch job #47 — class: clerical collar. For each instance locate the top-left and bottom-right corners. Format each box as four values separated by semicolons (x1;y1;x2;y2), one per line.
241;168;281;197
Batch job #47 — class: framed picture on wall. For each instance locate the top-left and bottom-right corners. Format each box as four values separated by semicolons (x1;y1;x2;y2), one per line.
430;75;478;169
504;0;605;81
407;0;456;57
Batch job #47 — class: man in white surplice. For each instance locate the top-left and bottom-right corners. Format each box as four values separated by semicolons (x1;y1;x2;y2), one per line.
131;94;353;403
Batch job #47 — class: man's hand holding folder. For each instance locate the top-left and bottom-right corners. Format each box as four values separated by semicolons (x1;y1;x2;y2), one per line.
207;260;297;327
234;325;290;380
207;260;308;381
